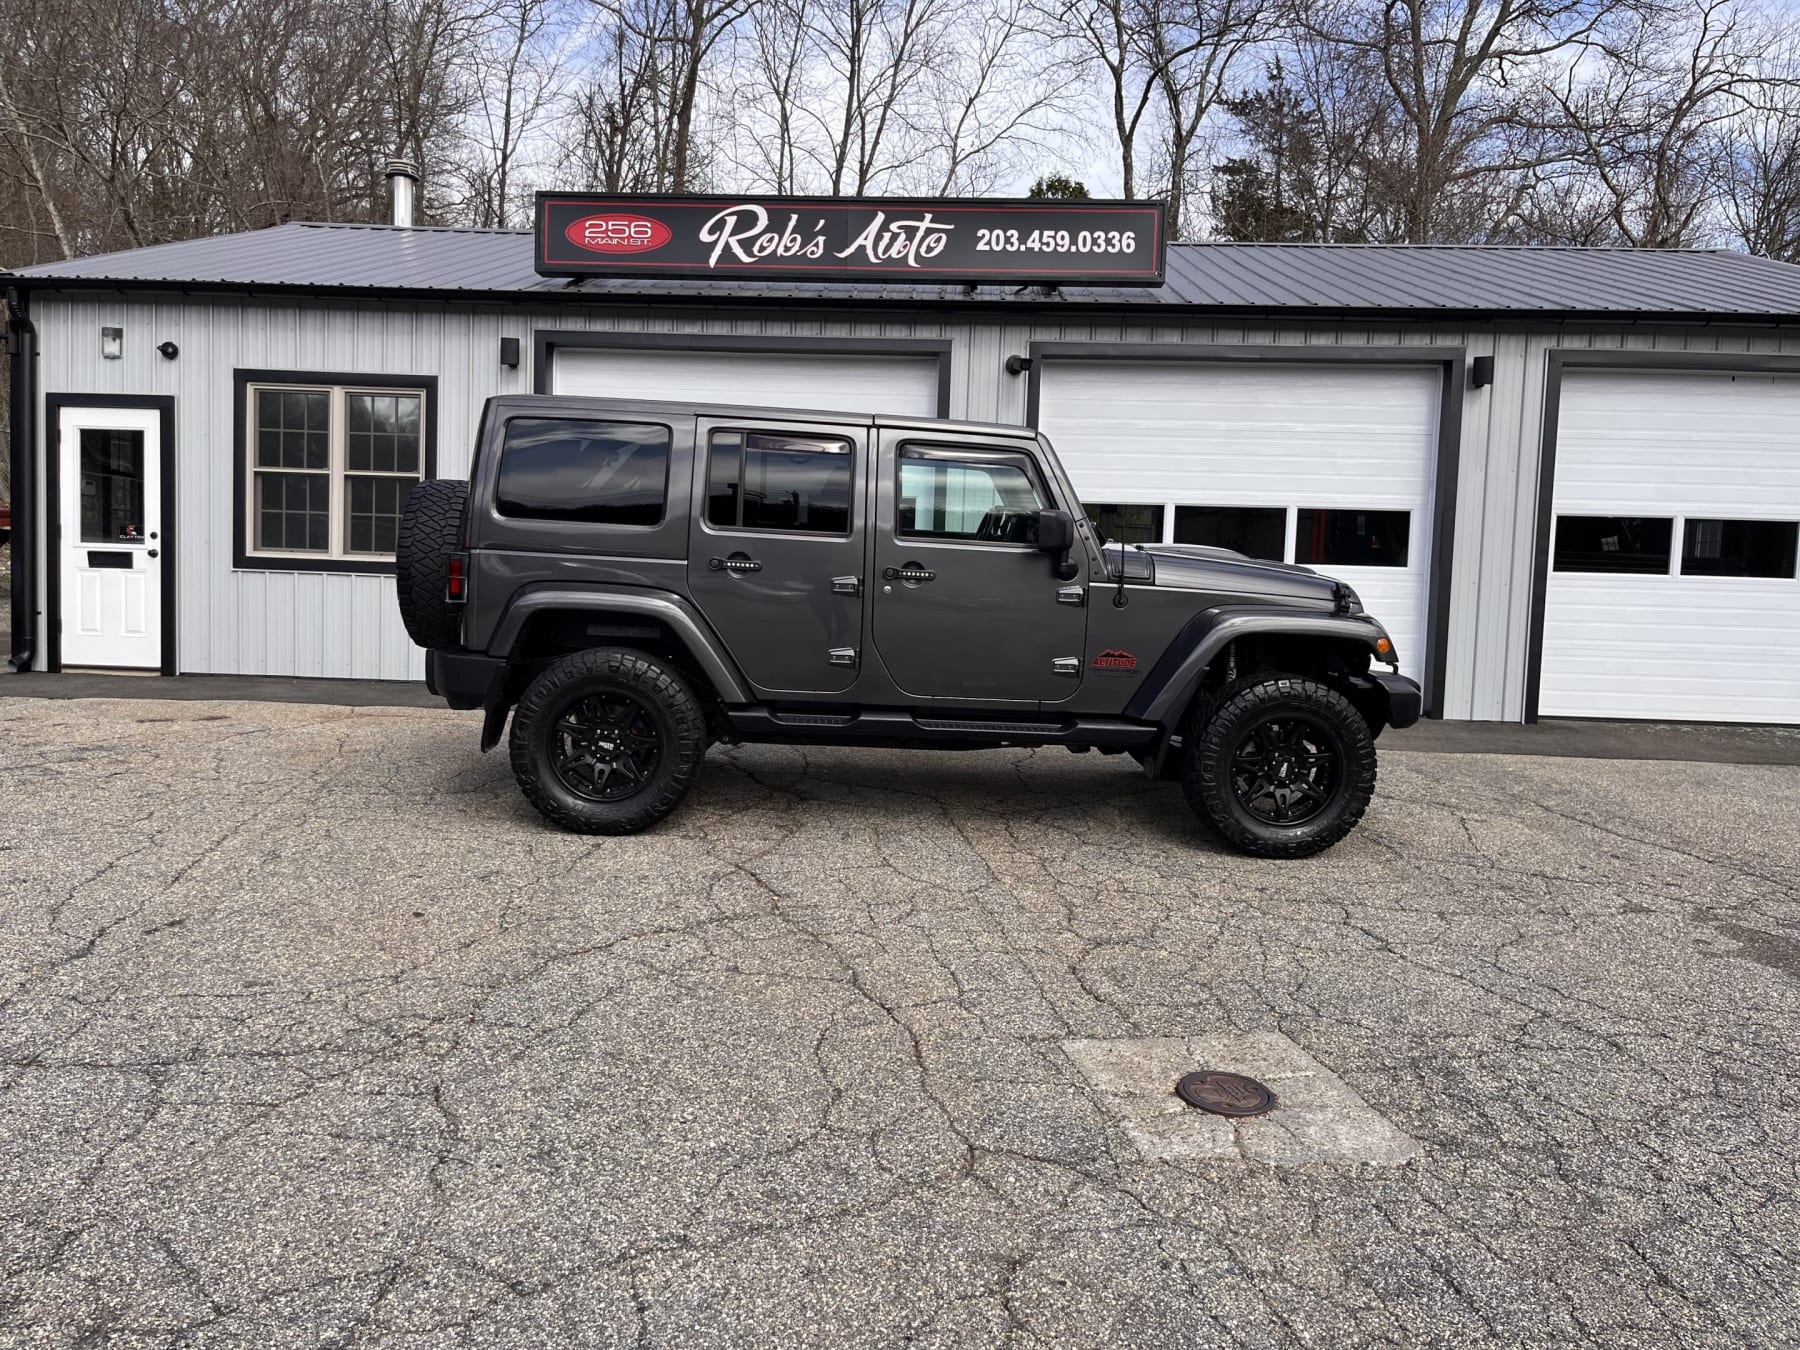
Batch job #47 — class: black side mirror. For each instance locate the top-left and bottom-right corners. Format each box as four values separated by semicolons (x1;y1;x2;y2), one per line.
1036;508;1080;581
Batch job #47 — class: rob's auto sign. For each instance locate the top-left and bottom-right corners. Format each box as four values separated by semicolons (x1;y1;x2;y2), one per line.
534;193;1166;286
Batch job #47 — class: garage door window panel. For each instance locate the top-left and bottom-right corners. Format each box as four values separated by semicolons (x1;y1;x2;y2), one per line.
246;382;427;563
1086;504;1164;545
899;451;1047;544
1174;506;1286;560
1553;516;1673;574
496;419;671;526
1680;519;1798;578
706;431;853;535
1295;509;1411;567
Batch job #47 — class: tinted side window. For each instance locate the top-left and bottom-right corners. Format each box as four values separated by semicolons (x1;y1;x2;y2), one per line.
496;419;671;525
898;450;1047;542
1174;506;1286;561
707;431;853;534
1553;515;1672;574
1295;509;1411;567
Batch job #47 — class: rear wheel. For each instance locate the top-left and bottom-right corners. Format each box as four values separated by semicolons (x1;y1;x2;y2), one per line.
1183;674;1376;858
509;648;706;834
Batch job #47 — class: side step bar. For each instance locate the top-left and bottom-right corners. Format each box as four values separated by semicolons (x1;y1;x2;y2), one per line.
726;707;1160;751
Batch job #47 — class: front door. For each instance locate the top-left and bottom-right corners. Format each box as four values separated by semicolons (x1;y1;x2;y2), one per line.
686;418;866;695
58;405;163;669
872;437;1088;703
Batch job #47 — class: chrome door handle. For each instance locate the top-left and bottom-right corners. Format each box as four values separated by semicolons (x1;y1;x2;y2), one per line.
708;555;762;574
882;565;935;583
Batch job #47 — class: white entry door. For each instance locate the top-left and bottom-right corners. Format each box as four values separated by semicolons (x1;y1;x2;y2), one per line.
59;405;163;669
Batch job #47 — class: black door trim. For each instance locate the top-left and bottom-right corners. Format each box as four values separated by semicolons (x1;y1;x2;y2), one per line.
1524;349;1800;722
1024;341;1466;719
532;330;955;419
43;393;179;675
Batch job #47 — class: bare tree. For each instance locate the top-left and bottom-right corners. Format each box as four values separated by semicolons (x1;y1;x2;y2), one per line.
462;0;568;226
1301;0;1645;242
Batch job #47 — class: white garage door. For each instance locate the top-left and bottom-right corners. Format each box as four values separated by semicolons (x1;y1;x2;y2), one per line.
1037;360;1440;680
551;345;940;417
1539;370;1800;723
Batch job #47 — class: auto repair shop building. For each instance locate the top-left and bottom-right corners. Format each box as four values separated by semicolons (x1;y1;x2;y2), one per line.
8;207;1800;724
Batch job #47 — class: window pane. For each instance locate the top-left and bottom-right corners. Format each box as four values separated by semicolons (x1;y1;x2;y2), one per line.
345;475;409;555
707;440;741;527
1086;504;1163;545
1553;515;1672;574
346;392;422;475
255;471;329;552
1174;506;1285;560
706;431;853;534
496;419;671;525
898;451;1046;541
1295;509;1411;568
79;428;147;543
1681;519;1798;579
257;388;329;469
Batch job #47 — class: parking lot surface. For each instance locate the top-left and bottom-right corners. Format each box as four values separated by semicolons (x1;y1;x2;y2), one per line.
2;695;1797;1347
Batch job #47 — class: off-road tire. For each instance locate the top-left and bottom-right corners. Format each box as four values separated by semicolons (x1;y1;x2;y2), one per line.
394;479;468;650
1182;674;1377;859
509;648;706;835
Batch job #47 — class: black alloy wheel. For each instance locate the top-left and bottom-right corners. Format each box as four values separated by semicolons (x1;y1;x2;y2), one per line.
548;690;663;802
1228;713;1341;826
1181;674;1378;859
510;647;707;835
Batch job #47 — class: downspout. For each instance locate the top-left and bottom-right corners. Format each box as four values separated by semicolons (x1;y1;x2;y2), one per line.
7;285;36;671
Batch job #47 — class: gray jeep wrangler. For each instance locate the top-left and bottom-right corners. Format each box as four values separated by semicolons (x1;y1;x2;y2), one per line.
397;395;1420;858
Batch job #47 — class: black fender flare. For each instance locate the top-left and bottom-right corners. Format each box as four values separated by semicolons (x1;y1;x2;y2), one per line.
479;585;751;749
1124;607;1403;729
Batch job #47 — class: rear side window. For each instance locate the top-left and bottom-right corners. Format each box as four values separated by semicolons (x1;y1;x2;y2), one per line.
706;430;853;534
495;418;671;525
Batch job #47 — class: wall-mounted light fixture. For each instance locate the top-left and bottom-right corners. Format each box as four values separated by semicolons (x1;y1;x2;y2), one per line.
156;341;179;360
1469;355;1494;389
1004;354;1032;376
100;327;124;360
500;337;521;368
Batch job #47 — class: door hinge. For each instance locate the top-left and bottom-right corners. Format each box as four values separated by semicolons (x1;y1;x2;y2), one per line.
831;576;861;596
1056;585;1086;607
827;647;859;668
1052;657;1081;677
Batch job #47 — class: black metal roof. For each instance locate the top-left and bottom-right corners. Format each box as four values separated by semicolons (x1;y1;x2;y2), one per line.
13;220;1800;319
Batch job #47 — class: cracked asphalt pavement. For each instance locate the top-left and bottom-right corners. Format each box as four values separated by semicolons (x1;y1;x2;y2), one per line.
2;695;1797;1347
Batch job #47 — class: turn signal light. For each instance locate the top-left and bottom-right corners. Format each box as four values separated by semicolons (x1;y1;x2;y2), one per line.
445;554;467;604
1375;637;1392;656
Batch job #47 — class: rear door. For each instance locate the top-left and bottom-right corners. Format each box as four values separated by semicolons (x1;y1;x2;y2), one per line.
687;418;866;695
870;433;1088;703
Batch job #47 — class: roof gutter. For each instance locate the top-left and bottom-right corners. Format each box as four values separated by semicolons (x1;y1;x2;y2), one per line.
6;285;37;671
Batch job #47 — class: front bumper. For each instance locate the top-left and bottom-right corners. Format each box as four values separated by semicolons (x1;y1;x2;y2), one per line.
1358;670;1422;729
425;647;504;711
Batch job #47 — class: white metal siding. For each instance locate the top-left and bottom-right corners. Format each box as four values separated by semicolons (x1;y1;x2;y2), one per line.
1540;370;1800;723
551;347;939;416
26;293;1800;709
1037;361;1440;681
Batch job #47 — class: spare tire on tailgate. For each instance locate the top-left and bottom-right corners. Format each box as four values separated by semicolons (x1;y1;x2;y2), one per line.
395;478;469;649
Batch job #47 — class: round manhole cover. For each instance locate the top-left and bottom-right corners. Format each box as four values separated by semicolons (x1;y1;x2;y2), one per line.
1175;1071;1276;1117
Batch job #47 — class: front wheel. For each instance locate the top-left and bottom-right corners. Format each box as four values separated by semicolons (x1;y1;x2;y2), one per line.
509;648;707;835
1182;675;1377;859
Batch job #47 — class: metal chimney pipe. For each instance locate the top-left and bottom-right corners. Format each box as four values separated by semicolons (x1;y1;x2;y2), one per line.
386;158;420;227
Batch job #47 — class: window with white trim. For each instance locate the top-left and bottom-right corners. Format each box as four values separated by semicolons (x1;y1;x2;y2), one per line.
245;382;429;562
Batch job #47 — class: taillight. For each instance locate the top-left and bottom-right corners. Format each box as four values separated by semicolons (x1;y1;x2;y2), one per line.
445;552;467;605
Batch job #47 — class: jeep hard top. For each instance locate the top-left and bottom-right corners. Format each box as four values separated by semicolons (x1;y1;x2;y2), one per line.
396;395;1421;857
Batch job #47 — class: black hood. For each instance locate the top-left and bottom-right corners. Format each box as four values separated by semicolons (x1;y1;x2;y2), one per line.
1106;542;1340;605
